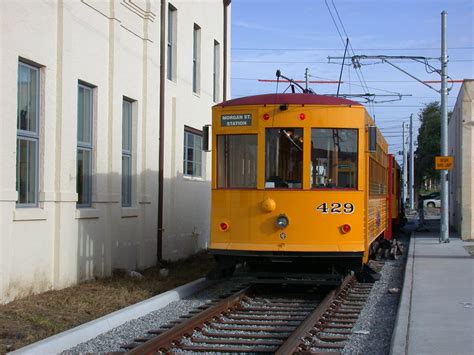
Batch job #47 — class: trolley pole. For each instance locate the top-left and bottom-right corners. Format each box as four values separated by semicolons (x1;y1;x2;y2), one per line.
440;11;450;242
409;114;414;210
402;122;408;206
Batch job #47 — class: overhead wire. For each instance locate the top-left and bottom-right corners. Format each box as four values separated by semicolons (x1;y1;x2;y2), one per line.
325;0;376;116
232;46;474;51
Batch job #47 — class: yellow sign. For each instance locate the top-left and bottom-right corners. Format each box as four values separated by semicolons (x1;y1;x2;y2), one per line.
435;156;454;170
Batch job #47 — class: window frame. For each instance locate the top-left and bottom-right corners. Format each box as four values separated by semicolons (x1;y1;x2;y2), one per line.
265;127;304;190
16;61;40;207
310;127;359;190
167;4;177;81
192;23;201;94
76;82;94;208
213;40;220;102
183;126;203;178
216;133;259;190
122;98;133;207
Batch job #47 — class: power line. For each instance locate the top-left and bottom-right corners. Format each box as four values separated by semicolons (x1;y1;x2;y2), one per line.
232;46;474;51
231;59;473;63
232;78;466;85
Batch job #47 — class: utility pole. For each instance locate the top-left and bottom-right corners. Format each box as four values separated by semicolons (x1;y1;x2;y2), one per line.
440;11;450;243
305;68;309;91
402;122;408;206
409;114;414;210
328;12;450;242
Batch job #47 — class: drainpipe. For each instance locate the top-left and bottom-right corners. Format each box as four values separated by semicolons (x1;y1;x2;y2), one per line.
157;0;166;262
223;0;231;100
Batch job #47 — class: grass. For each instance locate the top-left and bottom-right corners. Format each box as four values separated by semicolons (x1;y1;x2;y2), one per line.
0;251;215;353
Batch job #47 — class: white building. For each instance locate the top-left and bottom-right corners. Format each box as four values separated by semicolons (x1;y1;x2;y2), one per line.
0;0;231;304
448;80;473;240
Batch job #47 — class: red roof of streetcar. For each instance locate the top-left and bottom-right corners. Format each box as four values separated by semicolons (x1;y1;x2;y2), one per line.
216;93;362;107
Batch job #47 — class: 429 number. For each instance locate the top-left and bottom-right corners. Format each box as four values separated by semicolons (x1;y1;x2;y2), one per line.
316;202;355;214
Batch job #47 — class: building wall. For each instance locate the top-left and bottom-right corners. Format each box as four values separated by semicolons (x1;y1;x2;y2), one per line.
448;80;474;240
162;0;230;260
0;0;229;303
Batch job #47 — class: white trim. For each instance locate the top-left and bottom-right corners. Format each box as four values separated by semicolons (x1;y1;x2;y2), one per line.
13;208;48;221
121;207;139;218
75;208;101;219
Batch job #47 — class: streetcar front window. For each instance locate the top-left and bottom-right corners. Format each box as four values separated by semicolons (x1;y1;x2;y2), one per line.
311;128;358;188
265;128;303;189
217;135;257;188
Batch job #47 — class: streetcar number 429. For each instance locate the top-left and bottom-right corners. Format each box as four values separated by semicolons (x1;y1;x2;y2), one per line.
316;202;355;214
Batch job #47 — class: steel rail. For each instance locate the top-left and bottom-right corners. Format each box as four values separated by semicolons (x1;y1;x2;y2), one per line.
275;274;355;355
124;274;368;354
126;286;251;354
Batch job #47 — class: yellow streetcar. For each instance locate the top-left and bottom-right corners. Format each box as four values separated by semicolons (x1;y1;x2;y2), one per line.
207;93;398;275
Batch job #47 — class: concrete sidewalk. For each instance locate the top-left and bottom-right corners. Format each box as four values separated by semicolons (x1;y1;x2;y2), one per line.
391;220;474;355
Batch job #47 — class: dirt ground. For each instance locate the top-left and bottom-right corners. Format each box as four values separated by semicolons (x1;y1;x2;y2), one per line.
0;252;215;353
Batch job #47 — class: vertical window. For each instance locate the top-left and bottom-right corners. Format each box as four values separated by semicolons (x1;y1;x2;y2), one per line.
167;4;177;81
265;128;303;189
311;128;358;188
213;40;220;102
77;83;94;207
192;24;201;94
16;61;40;206
183;127;203;177
122;99;133;207
217;135;257;188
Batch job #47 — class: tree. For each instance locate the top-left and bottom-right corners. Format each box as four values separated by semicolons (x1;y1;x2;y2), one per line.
414;102;441;189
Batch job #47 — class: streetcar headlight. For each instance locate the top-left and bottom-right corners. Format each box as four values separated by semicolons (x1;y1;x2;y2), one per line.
276;214;289;229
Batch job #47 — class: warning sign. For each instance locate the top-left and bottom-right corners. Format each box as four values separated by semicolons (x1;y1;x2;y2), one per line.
435;156;454;170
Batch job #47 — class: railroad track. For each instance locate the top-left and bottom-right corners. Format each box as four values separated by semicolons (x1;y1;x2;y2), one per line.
123;275;373;354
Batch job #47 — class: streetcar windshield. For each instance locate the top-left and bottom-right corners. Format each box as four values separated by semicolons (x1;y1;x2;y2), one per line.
217;134;257;188
265;128;303;189
311;128;358;188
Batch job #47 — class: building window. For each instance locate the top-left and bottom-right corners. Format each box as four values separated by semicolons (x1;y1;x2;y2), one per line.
17;61;40;206
167;4;177;81
192;24;201;93
77;83;94;207
122;99;133;207
213;40;220;102
183;127;203;177
217;135;258;189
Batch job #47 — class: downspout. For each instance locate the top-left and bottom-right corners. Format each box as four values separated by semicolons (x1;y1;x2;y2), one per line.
157;0;166;262
223;0;231;100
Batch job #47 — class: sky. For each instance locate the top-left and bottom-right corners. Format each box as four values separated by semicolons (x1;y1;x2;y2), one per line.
230;0;474;163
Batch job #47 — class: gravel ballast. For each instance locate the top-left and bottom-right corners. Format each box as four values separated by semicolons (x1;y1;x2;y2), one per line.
67;231;409;354
66;280;244;353
342;232;409;354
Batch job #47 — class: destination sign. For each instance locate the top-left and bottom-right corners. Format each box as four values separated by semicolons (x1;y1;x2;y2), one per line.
221;114;252;127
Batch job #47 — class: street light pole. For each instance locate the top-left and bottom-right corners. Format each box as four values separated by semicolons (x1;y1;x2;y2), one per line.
440;11;450;243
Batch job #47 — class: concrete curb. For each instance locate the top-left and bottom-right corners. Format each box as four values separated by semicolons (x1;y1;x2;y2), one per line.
10;277;212;354
390;232;415;355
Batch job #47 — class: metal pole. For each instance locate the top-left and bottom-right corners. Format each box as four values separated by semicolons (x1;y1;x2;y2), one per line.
440;11;450;242
409;114;414;210
305;68;309;91
402;122;408;206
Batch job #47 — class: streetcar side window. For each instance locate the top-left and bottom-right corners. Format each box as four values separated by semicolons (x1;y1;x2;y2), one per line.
265;128;303;189
217;135;257;188
311;128;358;189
